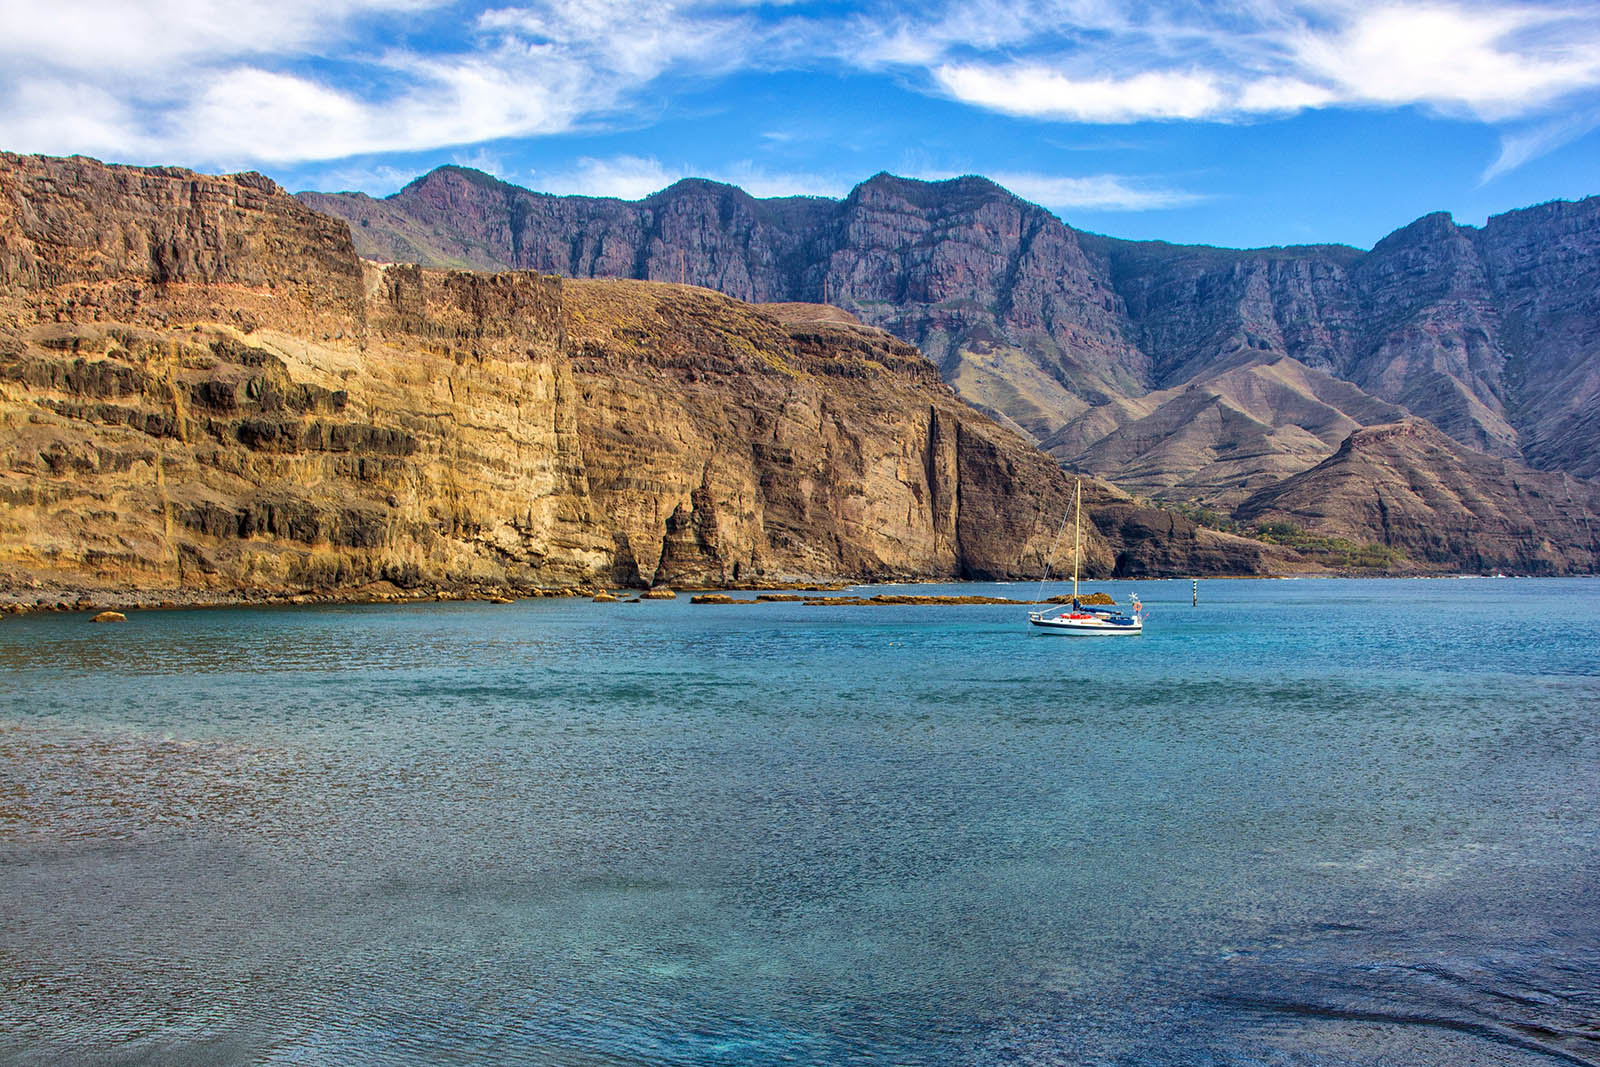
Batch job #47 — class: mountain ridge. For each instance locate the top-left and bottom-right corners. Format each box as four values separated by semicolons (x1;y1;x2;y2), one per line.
1;151;1295;602
301;167;1600;492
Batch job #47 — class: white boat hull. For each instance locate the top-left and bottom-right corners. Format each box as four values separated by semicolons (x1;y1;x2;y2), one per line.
1029;612;1143;636
1028;480;1146;637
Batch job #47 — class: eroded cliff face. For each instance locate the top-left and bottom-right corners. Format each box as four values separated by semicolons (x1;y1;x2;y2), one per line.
306;168;1600;492
1476;198;1600;478
556;281;1144;585
303;168;1151;446
1067;202;1600;486
2;153;1280;599
0;157;614;594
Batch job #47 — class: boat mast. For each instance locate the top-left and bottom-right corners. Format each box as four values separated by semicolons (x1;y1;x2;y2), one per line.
1072;478;1081;602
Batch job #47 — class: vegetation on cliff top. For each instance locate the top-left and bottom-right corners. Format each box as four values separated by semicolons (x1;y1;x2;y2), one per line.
1167;504;1407;572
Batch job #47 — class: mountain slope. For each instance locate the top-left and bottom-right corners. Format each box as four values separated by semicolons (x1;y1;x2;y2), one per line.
1048;355;1410;506
1;152;1286;600
303;168;1151;444
303;169;1600;492
1234;419;1600;573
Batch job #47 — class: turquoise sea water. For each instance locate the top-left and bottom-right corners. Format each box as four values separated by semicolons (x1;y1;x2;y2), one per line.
2;578;1598;1066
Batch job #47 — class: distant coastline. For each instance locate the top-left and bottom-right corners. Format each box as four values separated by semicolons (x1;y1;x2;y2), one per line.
4;571;1580;619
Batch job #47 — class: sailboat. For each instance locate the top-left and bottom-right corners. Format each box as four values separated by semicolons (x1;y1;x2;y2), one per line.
1028;478;1145;636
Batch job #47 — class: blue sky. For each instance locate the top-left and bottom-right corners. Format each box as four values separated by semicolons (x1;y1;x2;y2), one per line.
2;0;1597;248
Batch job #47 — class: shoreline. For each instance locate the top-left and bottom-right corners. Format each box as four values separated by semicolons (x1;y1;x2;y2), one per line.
1;570;1580;618
0;577;869;616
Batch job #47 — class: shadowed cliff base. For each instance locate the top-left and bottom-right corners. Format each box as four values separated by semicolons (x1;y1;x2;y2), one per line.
0;153;1300;604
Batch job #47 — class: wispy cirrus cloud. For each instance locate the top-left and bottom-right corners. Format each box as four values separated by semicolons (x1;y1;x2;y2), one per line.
303;161;426;195
451;148;510;178
1;0;1597;182
923;3;1600;126
530;156;1196;213
990;171;1206;211
1482;105;1600;182
531;155;688;200
530;154;848;200
908;168;1203;211
0;0;758;164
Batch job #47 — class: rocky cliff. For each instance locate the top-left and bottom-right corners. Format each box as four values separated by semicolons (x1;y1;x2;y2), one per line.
1;153;1282;601
301;169;1151;445
1234;419;1600;574
304;169;1600;494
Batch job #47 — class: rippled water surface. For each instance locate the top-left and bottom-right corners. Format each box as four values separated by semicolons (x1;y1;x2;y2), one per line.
3;578;1599;1066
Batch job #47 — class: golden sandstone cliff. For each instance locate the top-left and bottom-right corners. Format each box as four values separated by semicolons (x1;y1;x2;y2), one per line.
0;154;1279;601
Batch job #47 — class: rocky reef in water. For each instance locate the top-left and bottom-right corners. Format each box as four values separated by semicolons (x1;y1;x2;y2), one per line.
0;153;1288;603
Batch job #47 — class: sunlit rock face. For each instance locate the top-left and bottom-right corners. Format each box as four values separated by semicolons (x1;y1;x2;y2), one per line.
306;168;1600;493
2;153;1289;599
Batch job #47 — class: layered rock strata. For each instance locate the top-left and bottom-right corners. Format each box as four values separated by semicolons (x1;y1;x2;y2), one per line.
1;153;1283;600
304;168;1600;492
300;169;1151;445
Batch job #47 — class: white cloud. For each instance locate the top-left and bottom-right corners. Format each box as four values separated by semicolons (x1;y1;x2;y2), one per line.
0;0;756;165
478;0;749;81
1234;77;1338;114
1291;5;1600;121
1;0;1597;183
907;167;1200;211
713;163;849;200
532;155;686;199
183;70;375;162
926;4;1600;129
0;0;439;74
1;79;149;160
530;155;847;200
452;148;509;177
935;65;1229;123
301;162;423;195
1482;105;1600;182
989;171;1204;211
848;0;1134;69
